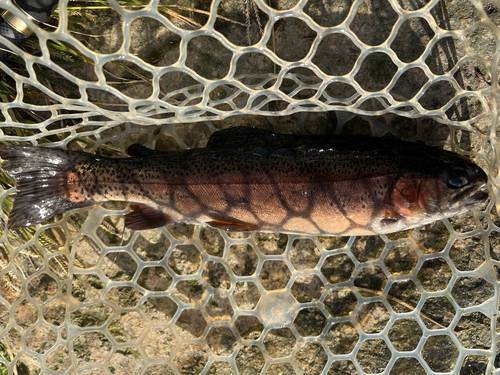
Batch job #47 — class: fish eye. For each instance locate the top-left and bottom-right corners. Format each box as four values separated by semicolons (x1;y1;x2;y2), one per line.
447;167;469;189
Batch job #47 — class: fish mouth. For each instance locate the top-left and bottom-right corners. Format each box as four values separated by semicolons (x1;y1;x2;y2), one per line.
448;184;488;210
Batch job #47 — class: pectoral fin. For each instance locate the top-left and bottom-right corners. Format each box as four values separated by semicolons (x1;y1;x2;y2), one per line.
125;204;175;230
380;206;403;226
206;218;259;232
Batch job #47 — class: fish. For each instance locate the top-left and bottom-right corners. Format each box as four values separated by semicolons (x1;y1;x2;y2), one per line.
0;126;488;235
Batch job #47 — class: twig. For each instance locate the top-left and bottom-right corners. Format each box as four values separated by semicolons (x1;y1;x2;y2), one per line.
172;5;246;26
252;0;263;36
355;287;448;329
244;0;252;45
475;67;491;87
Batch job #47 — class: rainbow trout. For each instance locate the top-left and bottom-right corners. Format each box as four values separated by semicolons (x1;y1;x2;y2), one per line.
0;127;488;235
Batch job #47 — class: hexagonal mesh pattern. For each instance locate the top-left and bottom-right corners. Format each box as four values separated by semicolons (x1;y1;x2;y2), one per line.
0;0;499;374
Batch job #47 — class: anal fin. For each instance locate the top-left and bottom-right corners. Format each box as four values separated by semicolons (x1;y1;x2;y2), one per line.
125;204;175;231
206;218;259;232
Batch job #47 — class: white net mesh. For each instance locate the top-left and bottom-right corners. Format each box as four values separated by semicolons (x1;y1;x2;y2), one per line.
0;0;500;374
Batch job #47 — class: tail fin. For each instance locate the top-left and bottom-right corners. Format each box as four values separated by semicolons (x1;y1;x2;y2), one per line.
0;145;97;229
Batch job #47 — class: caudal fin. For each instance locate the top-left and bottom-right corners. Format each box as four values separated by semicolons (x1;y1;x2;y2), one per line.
0;145;96;229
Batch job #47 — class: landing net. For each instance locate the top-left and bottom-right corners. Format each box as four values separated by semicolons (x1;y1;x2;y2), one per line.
0;0;499;374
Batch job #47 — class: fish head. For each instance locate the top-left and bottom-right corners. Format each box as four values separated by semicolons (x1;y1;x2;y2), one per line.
388;150;488;226
419;158;488;215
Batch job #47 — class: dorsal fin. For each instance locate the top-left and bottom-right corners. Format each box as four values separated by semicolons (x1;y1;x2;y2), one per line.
127;144;163;157
206;127;279;149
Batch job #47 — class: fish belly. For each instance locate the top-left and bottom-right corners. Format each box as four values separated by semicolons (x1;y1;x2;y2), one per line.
127;176;395;236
